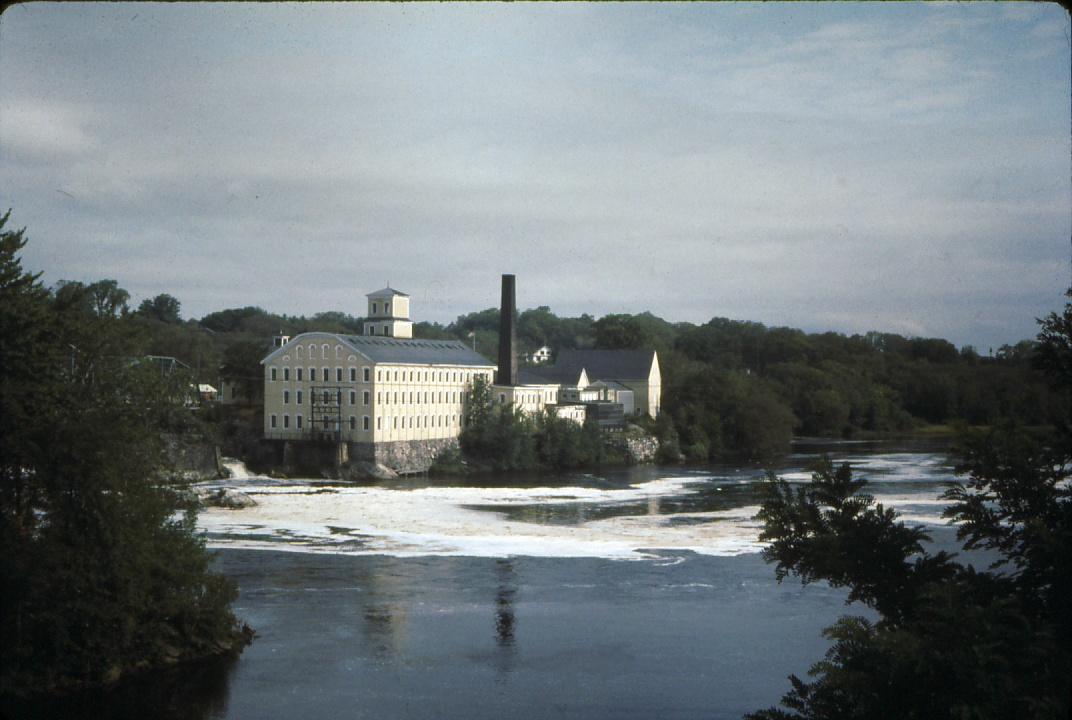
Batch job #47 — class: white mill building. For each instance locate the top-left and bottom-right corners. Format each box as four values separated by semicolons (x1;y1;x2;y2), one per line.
261;279;661;473
261;287;496;471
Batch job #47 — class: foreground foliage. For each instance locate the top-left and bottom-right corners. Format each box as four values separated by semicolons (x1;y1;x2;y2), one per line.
747;294;1072;719
0;213;250;696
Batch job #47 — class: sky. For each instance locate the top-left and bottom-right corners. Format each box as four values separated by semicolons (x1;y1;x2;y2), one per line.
1;2;1068;351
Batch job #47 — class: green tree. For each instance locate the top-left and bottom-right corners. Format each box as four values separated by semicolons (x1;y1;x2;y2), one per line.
137;293;183;324
0;214;250;696
747;292;1072;719
219;338;269;403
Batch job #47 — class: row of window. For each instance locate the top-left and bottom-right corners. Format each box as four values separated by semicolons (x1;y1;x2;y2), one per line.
271;366;371;383
270;414;372;431
269;366;492;385
291;343;348;361
280;388;468;407
505;392;552;405
375;414;461;430
281;389;373;406
267;414;462;432
376;390;463;405
376;368;491;385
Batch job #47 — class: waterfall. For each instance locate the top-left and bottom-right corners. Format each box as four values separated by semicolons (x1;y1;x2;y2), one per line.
221;457;253;480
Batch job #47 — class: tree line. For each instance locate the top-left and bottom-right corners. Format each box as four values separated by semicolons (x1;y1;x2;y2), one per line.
109;288;1066;463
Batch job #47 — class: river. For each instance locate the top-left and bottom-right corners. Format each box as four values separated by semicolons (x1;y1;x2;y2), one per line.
14;441;968;719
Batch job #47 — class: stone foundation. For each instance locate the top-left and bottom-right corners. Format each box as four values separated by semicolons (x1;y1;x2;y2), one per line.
604;428;659;464
350;438;460;474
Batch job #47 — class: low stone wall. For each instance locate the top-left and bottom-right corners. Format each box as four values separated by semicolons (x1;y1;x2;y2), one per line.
351;438;460;474
604;429;659;464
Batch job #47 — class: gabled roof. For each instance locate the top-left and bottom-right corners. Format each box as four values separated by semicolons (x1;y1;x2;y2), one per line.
261;332;495;367
339;335;493;367
547;349;656;382
524;364;587;385
366;287;409;298
517;369;563;387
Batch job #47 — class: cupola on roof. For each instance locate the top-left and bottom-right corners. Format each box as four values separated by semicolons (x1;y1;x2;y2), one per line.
366;287;409;298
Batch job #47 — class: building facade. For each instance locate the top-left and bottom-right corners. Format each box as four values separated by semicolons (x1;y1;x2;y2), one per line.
262;330;495;471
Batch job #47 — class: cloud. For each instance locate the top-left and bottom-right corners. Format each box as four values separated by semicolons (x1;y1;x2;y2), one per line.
0;3;1066;353
0;99;98;159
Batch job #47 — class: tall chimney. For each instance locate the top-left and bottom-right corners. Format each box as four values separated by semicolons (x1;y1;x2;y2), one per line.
496;274;518;386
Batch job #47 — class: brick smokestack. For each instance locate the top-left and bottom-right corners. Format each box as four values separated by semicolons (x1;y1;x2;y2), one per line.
496;274;518;386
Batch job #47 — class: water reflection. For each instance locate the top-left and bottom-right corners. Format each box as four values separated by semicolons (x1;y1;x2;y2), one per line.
0;653;239;720
494;559;517;678
353;559;410;660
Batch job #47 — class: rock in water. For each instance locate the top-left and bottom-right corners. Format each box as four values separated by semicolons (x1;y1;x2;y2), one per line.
200;488;258;508
342;461;399;481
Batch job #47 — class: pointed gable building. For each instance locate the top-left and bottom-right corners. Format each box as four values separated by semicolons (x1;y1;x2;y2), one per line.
528;348;661;418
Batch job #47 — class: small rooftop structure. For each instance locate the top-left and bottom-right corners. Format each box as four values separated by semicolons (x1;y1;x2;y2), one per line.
366;286;410;298
364;287;413;338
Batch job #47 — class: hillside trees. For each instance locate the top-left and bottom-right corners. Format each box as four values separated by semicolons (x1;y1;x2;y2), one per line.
0;213;250;697
136;293;182;323
102;271;1065;464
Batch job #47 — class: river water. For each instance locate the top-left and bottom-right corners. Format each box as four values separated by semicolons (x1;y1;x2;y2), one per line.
12;441;969;720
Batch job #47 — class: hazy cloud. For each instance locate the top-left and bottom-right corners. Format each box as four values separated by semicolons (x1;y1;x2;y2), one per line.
0;2;1067;350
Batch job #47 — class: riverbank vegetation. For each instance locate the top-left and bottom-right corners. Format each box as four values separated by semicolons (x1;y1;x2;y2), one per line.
0;214;251;698
447;376;619;473
747;292;1072;719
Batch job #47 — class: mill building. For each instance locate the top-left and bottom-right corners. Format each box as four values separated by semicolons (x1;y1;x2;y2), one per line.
261;277;661;472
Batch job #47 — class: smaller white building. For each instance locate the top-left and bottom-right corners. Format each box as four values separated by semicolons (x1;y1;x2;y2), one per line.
529;346;552;364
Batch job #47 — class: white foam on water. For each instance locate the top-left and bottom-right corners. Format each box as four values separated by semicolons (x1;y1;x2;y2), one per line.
196;458;959;560
778;453;955;485
197;476;764;560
